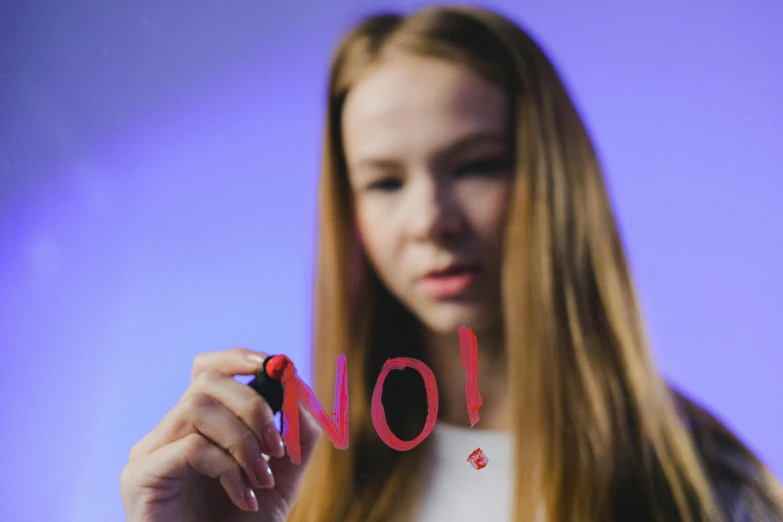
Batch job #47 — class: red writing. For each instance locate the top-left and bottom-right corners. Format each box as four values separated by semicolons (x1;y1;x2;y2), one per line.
280;326;483;463
280;354;349;465
458;325;482;427
371;357;439;450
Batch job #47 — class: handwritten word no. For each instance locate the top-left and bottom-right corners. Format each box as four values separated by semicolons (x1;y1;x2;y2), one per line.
279;325;482;464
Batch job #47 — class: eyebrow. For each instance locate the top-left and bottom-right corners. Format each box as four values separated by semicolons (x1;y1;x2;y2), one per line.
351;131;509;173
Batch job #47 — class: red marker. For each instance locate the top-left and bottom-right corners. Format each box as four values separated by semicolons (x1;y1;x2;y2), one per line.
247;354;290;413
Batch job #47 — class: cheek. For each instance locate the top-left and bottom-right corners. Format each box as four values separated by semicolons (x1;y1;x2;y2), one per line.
355;205;398;275
461;181;512;242
488;195;511;241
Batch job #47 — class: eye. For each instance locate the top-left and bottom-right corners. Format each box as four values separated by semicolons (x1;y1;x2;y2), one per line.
367;178;402;192
456;157;512;177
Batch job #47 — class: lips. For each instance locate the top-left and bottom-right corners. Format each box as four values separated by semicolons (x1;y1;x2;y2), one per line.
423;263;483;278
419;263;483;299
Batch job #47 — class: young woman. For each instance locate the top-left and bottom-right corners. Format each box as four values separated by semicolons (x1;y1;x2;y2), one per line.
120;6;783;522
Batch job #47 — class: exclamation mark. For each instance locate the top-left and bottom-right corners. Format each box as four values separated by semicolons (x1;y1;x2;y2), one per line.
459;325;482;426
459;325;487;469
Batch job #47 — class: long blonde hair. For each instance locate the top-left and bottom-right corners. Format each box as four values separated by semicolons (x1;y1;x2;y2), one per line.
288;6;782;521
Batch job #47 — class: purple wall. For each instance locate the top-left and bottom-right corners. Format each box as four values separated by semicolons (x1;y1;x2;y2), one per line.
0;1;780;520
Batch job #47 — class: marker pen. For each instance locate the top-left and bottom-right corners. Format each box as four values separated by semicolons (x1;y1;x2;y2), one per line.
247;354;290;414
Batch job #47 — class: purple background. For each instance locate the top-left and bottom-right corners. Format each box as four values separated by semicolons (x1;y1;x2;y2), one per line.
0;1;780;521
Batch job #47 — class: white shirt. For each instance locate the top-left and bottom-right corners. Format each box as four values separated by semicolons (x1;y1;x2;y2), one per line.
412;422;514;522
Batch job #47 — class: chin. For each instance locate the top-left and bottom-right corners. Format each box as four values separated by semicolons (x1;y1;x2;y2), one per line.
417;302;498;336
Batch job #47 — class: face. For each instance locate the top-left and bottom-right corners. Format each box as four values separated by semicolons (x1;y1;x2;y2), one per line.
342;53;514;335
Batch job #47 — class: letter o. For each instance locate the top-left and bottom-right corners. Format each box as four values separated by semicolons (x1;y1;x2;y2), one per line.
371;357;439;451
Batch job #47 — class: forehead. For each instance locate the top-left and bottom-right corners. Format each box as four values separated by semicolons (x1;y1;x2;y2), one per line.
341;55;509;161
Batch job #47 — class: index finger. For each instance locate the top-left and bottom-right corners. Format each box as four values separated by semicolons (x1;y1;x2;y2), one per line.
192;348;268;382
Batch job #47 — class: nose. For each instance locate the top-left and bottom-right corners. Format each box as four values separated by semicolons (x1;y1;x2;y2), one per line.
405;177;464;244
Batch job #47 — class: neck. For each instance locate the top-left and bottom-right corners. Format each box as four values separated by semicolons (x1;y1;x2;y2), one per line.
422;324;509;430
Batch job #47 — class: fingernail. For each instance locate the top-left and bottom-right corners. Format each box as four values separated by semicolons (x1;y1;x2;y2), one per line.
264;425;285;458
254;457;270;488
266;463;275;488
245;488;259;512
247;352;265;366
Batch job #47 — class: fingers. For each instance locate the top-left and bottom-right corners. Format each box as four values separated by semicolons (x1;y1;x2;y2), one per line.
130;347;276;462
182;389;276;490
124;433;260;513
193;370;286;458
123;348;320;520
130;383;279;490
191;348;269;381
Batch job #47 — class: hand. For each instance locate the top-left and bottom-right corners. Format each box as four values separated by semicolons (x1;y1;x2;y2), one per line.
120;348;321;522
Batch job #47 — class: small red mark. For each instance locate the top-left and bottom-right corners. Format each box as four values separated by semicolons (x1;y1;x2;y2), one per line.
467;447;488;469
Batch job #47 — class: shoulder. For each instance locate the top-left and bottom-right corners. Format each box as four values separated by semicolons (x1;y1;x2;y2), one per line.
672;389;783;521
